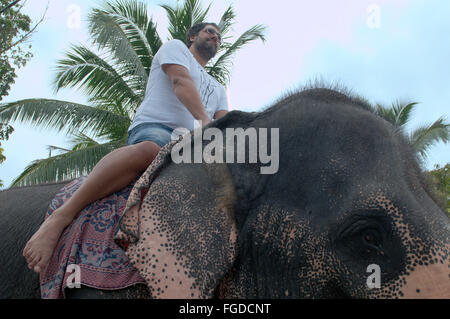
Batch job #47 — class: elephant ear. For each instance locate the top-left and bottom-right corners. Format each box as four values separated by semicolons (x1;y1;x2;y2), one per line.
115;135;239;298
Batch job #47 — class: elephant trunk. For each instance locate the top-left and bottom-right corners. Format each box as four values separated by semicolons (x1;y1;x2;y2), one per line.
399;262;450;298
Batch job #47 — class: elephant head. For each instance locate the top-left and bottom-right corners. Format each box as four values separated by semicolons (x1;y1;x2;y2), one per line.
116;88;449;299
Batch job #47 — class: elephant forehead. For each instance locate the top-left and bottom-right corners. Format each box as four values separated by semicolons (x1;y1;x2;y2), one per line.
250;207;331;268
242;205;349;297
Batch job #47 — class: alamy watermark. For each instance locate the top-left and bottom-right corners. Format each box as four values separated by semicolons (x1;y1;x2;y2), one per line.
66;4;81;30
366;264;381;289
367;4;381;29
66;264;81;289
170;121;279;175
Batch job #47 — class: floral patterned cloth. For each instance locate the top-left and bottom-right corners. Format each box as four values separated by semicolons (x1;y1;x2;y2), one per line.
39;177;146;298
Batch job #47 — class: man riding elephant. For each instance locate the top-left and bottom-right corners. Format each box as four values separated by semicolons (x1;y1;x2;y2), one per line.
22;22;229;274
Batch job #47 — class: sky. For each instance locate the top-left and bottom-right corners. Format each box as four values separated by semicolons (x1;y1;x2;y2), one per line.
0;0;449;189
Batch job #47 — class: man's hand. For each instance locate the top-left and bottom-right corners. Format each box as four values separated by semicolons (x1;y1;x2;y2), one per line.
214;110;228;120
162;63;210;125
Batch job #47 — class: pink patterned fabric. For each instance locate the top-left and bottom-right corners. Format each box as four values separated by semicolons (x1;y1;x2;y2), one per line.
39;177;146;298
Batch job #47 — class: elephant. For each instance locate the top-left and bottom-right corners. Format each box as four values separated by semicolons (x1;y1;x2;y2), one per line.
0;88;448;299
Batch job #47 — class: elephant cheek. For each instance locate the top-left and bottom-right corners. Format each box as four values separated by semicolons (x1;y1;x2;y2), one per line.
123;195;203;299
126;246;201;299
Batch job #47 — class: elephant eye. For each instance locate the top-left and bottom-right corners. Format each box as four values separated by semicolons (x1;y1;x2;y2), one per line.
362;230;381;248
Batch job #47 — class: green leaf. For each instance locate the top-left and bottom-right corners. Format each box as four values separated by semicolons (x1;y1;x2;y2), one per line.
375;101;418;128
217;5;235;38
53;44;142;110
162;0;211;42
409;117;450;159
0;122;14;140
207;24;267;85
88;0;160;82
11;140;126;187
0;98;130;137
69;131;100;151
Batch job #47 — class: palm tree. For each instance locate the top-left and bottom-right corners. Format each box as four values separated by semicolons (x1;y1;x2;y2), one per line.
0;122;14;187
0;0;266;187
0;142;5;187
375;101;449;161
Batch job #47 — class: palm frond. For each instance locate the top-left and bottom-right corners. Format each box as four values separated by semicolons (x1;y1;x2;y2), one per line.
393;101;418;128
0;122;14;140
207;24;267;85
69;131;100;151
11;140;126;187
409;117;450;159
96;116;130;142
217;5;235;37
54;44;142;109
162;0;211;42
375;101;418;128
90;96;130;118
88;0;158;85
0;146;5;164
375;104;396;125
145;17;163;66
0;98;130;136
88;97;132;140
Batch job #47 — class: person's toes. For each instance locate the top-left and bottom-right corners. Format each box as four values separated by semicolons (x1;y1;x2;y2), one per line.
23;243;31;258
34;255;50;274
33;265;42;273
28;253;41;270
27;255;35;269
24;250;35;266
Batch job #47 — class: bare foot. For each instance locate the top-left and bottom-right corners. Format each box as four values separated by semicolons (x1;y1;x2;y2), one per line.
22;208;74;273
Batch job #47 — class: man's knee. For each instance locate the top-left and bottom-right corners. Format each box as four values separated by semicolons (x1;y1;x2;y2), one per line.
132;141;161;167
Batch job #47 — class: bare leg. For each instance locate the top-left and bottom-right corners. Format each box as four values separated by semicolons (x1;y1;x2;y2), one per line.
23;141;161;273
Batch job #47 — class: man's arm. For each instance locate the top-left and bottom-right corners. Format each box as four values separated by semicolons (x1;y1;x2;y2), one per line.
162;63;211;125
214;110;228;119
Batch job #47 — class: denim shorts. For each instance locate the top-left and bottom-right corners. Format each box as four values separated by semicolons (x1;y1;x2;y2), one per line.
127;123;175;147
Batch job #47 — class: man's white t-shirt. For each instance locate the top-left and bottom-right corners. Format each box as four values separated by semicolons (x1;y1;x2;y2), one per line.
128;39;229;132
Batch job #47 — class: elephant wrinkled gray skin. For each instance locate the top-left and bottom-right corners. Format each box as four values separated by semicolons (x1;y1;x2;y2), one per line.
0;88;449;299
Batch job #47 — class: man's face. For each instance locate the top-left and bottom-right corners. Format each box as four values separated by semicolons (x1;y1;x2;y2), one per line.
192;25;221;61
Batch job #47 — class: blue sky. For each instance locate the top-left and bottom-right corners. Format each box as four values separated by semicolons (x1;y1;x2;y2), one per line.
1;0;449;188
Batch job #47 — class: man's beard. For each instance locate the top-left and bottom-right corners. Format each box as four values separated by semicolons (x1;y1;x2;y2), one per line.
194;38;218;61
